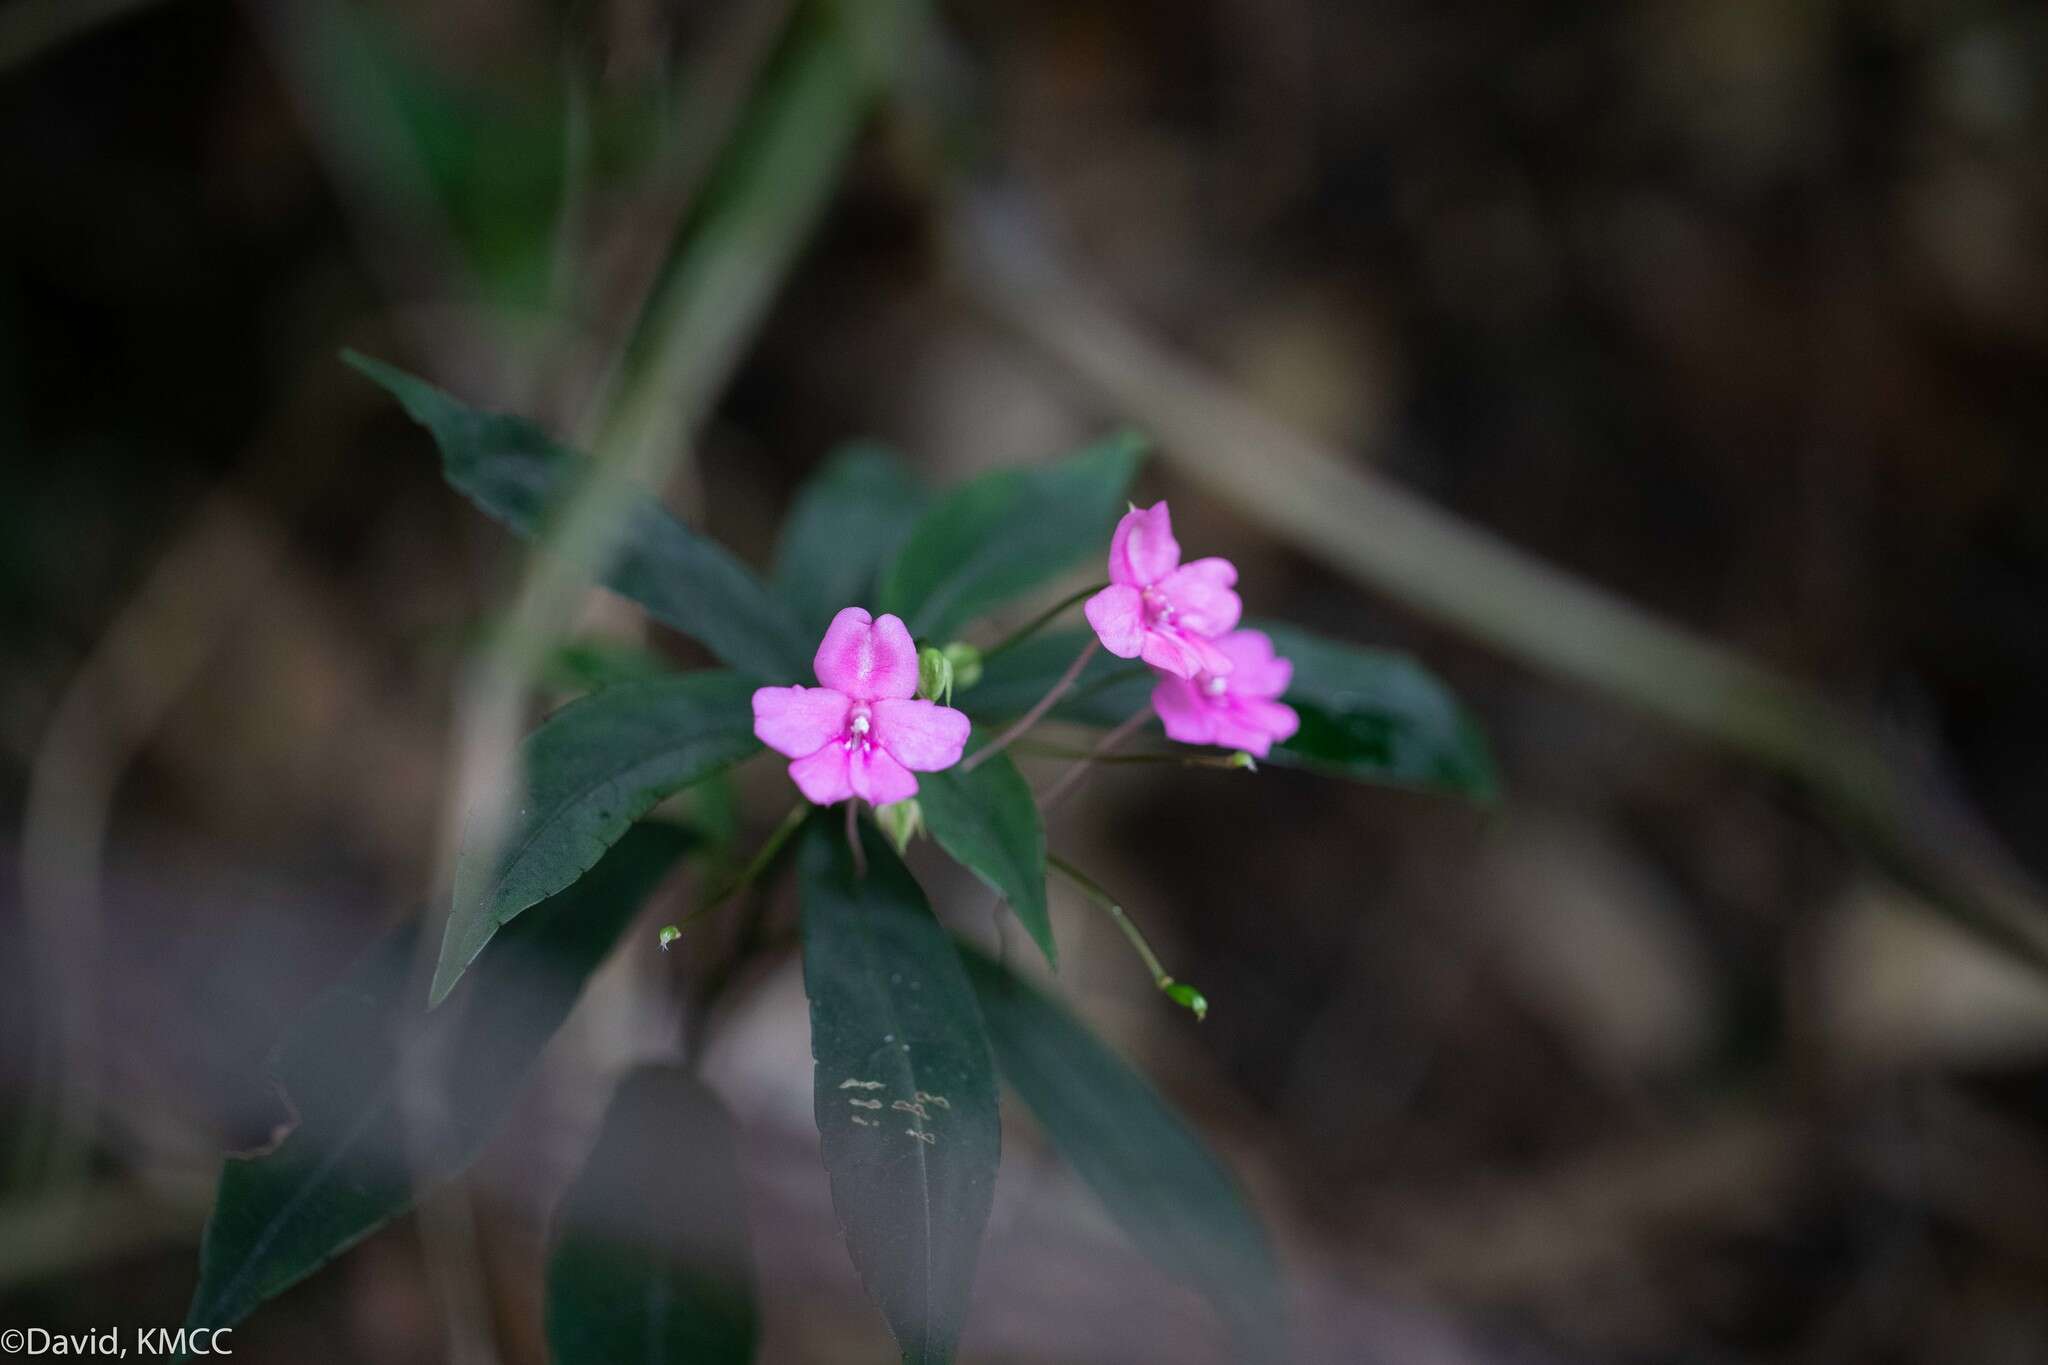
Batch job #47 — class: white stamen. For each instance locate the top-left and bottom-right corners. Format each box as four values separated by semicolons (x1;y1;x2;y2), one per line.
1204;675;1229;697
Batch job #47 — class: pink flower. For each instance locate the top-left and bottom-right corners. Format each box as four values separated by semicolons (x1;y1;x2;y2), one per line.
752;607;971;805
1150;629;1300;758
1083;501;1242;679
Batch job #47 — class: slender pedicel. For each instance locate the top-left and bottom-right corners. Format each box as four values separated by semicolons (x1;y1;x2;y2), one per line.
980;582;1106;662
1011;743;1254;770
1047;853;1207;1020
654;801;809;947
844;798;866;878
1036;704;1154;813
960;637;1099;772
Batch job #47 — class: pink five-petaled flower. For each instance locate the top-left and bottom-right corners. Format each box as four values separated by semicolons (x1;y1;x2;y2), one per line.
1150;629;1300;758
752;607;971;806
1083;501;1242;679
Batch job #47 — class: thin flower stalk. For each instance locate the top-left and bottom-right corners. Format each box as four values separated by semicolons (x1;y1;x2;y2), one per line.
1047;853;1207;1020
980;581;1106;662
961;637;1099;772
656;800;809;946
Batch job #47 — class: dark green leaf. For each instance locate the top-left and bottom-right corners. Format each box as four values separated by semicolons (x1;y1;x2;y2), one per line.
799;822;1000;1364
546;1066;757;1365
436;672;759;1004
542;638;676;694
917;736;1054;968
1257;622;1496;799
962;630;1152;729
774;443;929;632
185;827;691;1337
878;432;1145;639
957;947;1287;1361
346;353;812;681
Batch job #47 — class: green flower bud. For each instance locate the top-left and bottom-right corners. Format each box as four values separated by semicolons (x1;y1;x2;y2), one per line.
917;646;954;706
657;924;682;952
874;798;925;856
940;641;983;691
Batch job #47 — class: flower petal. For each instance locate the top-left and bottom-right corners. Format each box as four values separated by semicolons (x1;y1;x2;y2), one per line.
1159;557;1242;637
752;686;851;758
1141;626;1232;679
849;744;919;805
1211;698;1299;757
1107;501;1180;586
1213;630;1292;700
1084;584;1147;658
873;698;971;772
1150;674;1218;746
813;606;920;700
788;743;854;805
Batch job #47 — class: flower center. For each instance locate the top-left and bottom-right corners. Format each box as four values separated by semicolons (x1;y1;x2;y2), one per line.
1141;587;1177;627
1202;674;1229;699
843;704;874;753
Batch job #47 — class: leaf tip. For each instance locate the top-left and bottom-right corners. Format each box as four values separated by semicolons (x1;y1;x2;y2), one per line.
426;966;460;1010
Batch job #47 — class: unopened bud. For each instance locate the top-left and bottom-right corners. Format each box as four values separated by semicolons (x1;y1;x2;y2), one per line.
940;641;983;691
875;799;925;855
657;924;681;952
917;646;954;705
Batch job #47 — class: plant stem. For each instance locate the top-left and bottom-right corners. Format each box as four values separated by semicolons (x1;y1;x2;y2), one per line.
1048;854;1206;1019
980;582;1106;661
1036;704;1153;813
1013;743;1250;769
962;637;1099;771
659;801;810;943
844;799;867;877
1050;854;1170;985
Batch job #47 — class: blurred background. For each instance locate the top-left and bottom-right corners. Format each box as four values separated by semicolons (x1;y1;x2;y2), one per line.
5;0;2048;1361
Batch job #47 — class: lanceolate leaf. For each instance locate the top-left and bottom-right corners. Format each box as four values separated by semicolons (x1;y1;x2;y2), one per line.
185;827;692;1337
962;630;1153;729
436;672;758;1005
346;353;812;681
916;736;1054;968
878;432;1145;640
774;443;929;632
957;947;1287;1361
799;823;1000;1364
1256;621;1496;799
547;1066;757;1365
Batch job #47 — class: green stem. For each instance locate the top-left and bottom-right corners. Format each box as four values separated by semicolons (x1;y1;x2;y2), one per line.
962;637;1098;772
980;582;1106;661
1037;704;1153;813
659;801;810;944
1047;854;1206;1020
1013;743;1251;770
